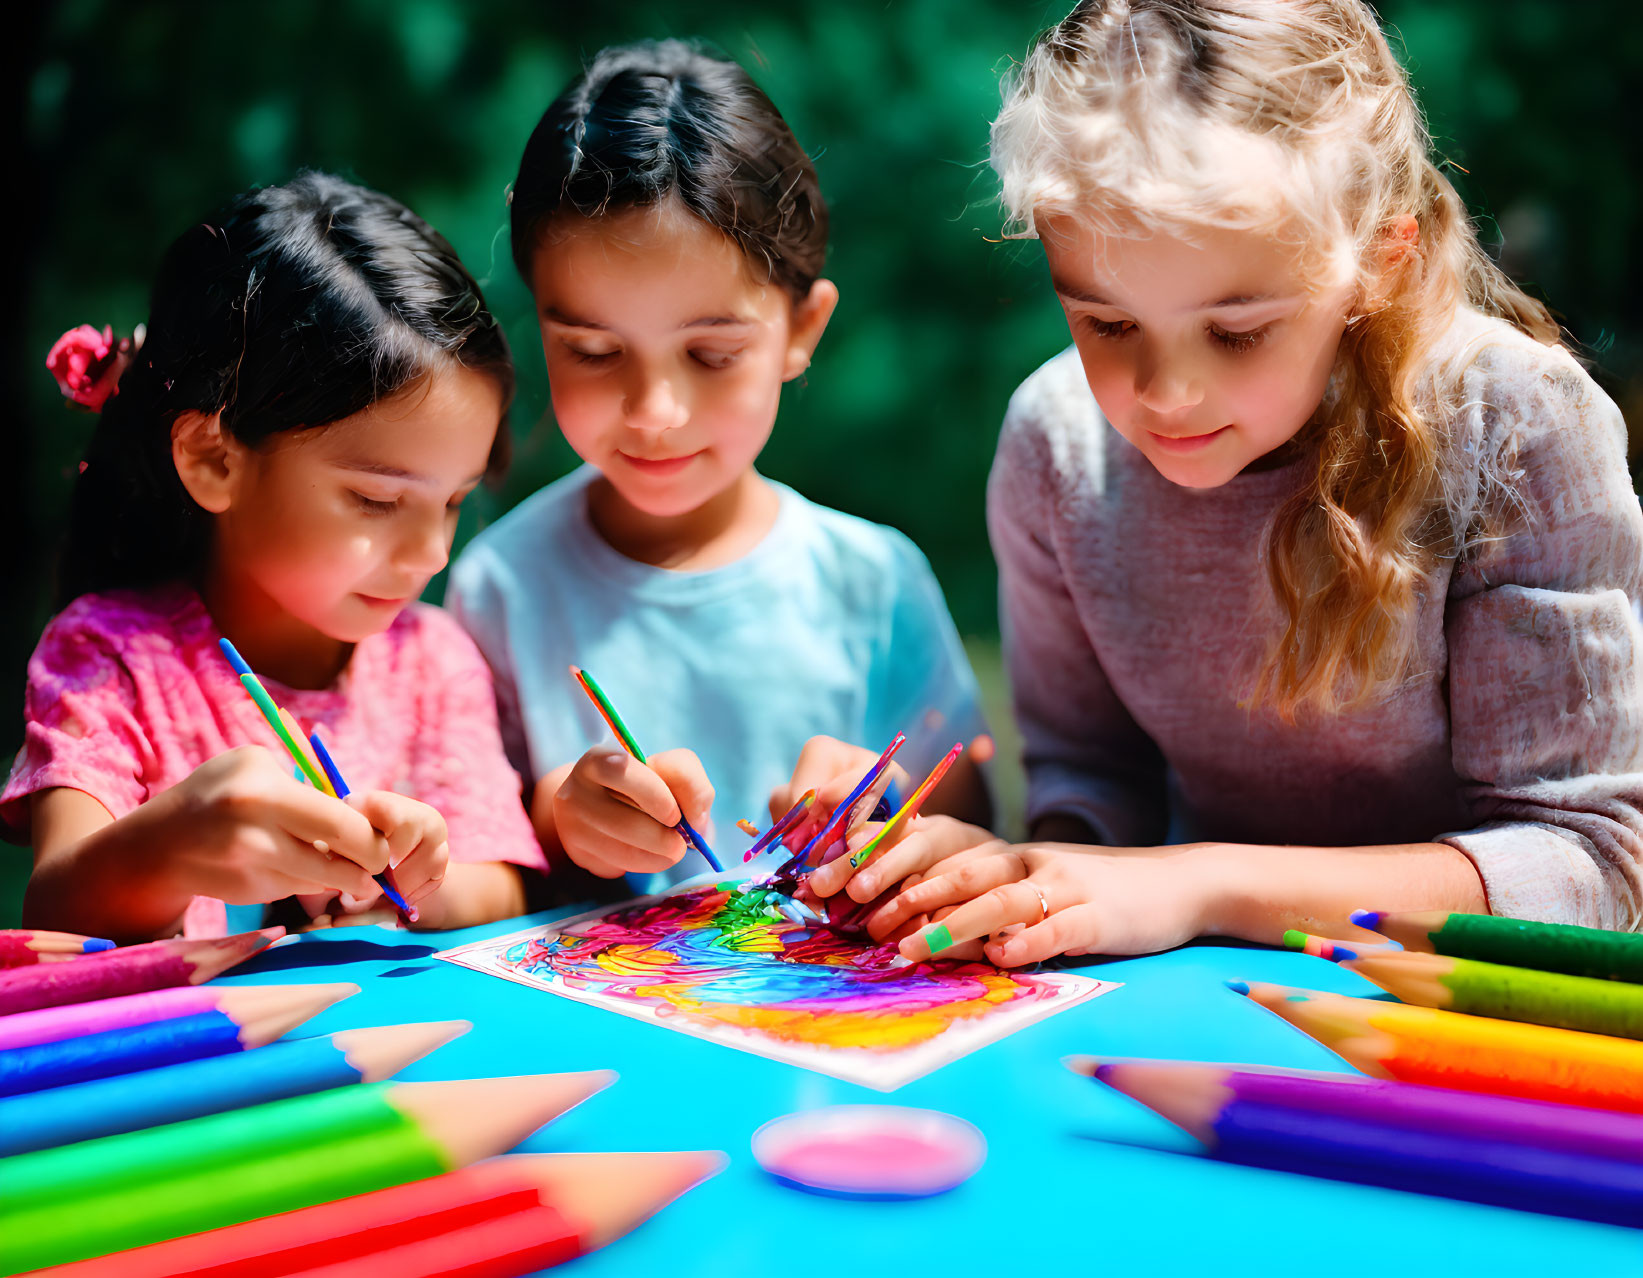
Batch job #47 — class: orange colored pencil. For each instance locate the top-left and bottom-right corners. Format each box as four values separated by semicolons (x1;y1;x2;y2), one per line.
1232;979;1643;1111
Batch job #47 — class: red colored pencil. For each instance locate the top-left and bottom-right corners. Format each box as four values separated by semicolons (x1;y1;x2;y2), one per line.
35;1151;725;1278
0;928;281;1016
0;930;115;968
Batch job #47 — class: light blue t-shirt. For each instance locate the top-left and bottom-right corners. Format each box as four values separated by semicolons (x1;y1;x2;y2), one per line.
446;467;987;895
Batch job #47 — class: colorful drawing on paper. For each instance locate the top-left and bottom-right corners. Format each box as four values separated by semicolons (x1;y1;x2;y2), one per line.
438;879;1117;1090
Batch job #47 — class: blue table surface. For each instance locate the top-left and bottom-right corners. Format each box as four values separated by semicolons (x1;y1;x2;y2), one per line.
214;910;1643;1277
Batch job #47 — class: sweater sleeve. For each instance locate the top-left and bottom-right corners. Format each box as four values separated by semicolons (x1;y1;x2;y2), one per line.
987;366;1169;846
1438;344;1643;929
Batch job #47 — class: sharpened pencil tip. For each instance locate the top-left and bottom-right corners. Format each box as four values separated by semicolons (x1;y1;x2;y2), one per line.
1224;980;1250;994
81;937;116;953
1350;909;1380;928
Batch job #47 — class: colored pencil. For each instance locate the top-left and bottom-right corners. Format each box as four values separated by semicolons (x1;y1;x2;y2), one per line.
0;928;280;1017
0;1019;467;1157
1346;949;1643;1039
1231;979;1643;1111
0;930;115;967
308;729;416;922
1087;1057;1643;1227
0;1070;616;1272
849;741;965;869
740;789;817;862
42;1150;726;1278
1281;929;1402;962
1352;908;1643;982
0;982;336;1052
570;665;721;871
0;981;357;1098
218;639;413;919
762;731;906;885
1068;1057;1643;1164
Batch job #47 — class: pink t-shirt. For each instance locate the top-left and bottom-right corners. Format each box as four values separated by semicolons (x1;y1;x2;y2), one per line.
2;584;545;936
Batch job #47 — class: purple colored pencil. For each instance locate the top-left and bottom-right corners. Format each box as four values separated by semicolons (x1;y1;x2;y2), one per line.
0;929;278;1017
1087;1059;1643;1228
1091;1061;1643;1165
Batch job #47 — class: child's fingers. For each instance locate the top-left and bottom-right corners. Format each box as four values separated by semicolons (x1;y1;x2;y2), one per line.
272;836;379;900
580;751;687;826
807;836;873;897
648;749;714;829
391;838;450;903
562;817;685;876
897;880;1050;962
985;905;1097;967
875;849;1029;933
270;784;389;877
848;820;999;905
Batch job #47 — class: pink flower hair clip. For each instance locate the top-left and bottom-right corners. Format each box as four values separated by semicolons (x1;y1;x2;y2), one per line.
46;323;145;411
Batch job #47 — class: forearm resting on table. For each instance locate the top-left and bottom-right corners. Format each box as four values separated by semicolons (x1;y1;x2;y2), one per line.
24;788;193;942
1201;839;1489;944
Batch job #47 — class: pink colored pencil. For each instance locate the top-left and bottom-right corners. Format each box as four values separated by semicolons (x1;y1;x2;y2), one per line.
0;931;116;968
0;929;281;1017
0;984;322;1052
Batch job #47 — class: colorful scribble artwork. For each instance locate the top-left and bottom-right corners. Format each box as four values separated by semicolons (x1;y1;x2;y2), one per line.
438;878;1117;1090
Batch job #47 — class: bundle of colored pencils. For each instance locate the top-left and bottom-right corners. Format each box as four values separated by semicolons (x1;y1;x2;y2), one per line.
0;922;721;1270
1076;911;1643;1228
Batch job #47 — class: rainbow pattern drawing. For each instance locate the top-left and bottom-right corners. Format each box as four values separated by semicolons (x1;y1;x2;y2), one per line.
438;878;1117;1090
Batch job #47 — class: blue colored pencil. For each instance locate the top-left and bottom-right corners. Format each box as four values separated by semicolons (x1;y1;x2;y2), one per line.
0;1020;466;1156
309;730;416;921
0;983;353;1098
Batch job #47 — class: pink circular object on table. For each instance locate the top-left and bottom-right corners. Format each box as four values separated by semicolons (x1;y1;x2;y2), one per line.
752;1105;986;1199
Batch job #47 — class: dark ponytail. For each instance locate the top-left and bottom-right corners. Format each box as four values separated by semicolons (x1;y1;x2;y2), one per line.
57;172;513;608
510;40;828;299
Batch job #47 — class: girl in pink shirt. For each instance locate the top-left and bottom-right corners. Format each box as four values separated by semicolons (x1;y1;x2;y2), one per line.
5;173;545;940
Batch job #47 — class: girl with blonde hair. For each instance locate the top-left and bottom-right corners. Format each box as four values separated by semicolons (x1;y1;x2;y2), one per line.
808;0;1643;964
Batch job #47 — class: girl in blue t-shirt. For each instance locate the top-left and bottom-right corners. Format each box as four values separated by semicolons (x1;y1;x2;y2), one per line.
448;41;990;894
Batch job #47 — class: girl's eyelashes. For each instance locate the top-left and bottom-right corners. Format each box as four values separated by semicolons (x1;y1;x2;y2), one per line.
1082;317;1136;341
564;344;618;366
349;491;399;516
1079;313;1269;353
690;349;741;370
1208;324;1268;352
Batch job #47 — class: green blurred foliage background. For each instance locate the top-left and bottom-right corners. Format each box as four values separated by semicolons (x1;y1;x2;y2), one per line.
6;0;1641;868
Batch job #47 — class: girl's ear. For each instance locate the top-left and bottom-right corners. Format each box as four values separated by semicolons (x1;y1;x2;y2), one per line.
782;279;840;382
171;411;244;514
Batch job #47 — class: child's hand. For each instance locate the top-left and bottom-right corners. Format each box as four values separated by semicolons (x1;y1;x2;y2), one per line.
807;812;993;909
882;841;1220;966
552;746;713;879
161;746;389;905
768;735;909;861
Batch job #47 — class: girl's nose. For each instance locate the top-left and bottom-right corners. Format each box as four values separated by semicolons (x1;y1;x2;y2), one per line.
398;510;450;577
623;369;689;433
1134;347;1204;416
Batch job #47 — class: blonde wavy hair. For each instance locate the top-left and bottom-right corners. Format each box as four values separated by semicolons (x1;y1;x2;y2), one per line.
993;0;1561;720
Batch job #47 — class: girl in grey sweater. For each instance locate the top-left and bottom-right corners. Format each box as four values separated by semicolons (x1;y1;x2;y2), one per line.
808;0;1643;965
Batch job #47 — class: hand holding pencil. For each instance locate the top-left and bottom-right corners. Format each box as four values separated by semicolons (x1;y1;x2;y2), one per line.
553;667;720;879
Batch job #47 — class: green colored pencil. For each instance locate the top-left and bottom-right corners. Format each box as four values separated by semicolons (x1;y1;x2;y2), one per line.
1346;949;1643;1039
570;666;721;872
0;1071;614;1271
1353;909;1643;982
